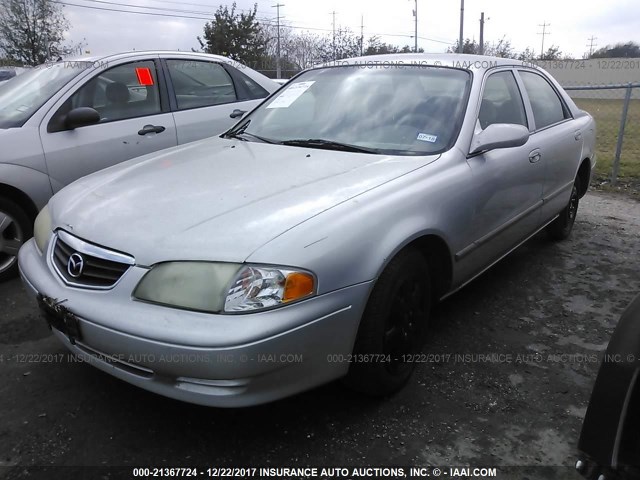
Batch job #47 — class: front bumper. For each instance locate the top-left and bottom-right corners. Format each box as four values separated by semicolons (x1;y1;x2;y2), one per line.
18;238;371;407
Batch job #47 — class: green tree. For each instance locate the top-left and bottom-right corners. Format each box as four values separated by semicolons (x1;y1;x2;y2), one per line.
316;27;362;62
0;0;78;66
447;38;481;54
590;41;640;58
196;2;265;67
364;36;423;55
540;45;562;60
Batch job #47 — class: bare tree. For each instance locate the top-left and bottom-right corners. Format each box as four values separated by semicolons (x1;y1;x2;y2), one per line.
0;0;80;66
485;36;514;58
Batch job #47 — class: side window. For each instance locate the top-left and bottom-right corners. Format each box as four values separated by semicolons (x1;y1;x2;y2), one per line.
234;69;270;99
478;71;527;130
166;60;238;110
70;60;161;123
519;71;569;129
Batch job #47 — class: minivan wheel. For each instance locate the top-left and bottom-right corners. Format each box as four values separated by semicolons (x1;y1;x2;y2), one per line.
547;177;581;241
343;248;431;396
0;198;32;282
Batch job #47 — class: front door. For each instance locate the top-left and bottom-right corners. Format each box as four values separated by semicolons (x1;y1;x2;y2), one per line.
458;70;544;279
40;59;178;192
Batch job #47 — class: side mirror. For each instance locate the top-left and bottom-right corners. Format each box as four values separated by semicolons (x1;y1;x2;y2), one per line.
64;107;100;130
470;123;529;155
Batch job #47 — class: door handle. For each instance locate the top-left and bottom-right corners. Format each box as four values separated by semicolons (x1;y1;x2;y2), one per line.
230;109;247;119
574;130;582;141
529;151;542;163
138;125;166;136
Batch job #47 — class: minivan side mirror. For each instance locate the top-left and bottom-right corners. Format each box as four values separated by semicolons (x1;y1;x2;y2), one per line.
65;107;101;130
470;123;530;155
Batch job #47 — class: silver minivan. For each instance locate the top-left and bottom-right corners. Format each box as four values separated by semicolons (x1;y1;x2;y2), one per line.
0;51;278;280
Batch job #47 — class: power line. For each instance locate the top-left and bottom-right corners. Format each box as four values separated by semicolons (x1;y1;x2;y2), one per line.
53;0;454;46
140;0;273;16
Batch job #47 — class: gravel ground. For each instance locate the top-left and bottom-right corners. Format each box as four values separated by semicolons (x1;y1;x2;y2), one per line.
0;191;638;480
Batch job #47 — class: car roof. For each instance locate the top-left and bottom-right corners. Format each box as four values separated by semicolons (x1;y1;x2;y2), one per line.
316;53;528;73
60;50;236;65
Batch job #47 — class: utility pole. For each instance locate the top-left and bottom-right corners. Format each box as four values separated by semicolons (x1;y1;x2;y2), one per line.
413;0;418;53
272;3;284;79
538;22;550;59
479;12;485;55
360;15;364;56
458;0;464;53
586;36;598;58
331;11;336;61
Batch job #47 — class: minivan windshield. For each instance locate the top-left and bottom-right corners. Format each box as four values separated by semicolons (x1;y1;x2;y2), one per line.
226;65;471;155
0;62;91;128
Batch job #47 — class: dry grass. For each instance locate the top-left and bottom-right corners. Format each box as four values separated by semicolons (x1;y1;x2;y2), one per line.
572;97;640;181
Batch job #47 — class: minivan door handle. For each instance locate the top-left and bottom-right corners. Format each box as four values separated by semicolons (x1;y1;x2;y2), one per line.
574;130;583;141
138;125;166;136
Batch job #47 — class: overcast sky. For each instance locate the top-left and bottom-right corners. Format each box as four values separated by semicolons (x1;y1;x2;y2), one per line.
61;0;639;59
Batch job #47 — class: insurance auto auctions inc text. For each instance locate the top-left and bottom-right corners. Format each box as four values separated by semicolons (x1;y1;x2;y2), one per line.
256;466;498;477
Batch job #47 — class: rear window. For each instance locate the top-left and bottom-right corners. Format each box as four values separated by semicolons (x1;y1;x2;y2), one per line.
519;71;569;129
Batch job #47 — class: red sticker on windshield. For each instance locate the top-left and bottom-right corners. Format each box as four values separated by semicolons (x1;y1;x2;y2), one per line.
135;67;154;86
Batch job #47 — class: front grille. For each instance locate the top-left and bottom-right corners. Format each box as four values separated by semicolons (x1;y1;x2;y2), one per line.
51;231;134;289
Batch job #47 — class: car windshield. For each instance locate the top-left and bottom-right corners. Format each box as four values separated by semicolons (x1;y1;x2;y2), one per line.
229;65;471;155
0;62;91;129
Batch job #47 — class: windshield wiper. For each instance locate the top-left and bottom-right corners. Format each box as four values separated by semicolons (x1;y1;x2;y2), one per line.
280;139;379;154
227;131;277;144
223;121;277;144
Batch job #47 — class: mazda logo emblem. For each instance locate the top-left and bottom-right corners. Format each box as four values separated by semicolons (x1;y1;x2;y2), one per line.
67;253;85;278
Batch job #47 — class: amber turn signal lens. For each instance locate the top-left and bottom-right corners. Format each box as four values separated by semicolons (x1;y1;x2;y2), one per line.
283;272;315;302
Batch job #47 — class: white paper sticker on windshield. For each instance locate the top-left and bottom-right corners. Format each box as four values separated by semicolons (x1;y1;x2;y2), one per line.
417;133;438;143
266;81;315;109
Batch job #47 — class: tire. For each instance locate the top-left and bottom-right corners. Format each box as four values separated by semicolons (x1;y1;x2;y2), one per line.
0;197;32;282
343;248;431;396
546;177;581;241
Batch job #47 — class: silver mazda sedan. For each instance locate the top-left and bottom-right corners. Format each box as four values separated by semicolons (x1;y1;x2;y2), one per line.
19;54;596;407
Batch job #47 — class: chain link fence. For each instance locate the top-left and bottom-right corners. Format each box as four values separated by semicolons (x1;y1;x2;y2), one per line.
563;83;640;186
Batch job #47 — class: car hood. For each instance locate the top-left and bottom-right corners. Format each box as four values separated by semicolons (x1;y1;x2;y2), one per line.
50;138;439;266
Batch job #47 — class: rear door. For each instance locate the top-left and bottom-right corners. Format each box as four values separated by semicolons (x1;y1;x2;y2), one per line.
516;69;582;223
162;58;270;144
40;58;177;192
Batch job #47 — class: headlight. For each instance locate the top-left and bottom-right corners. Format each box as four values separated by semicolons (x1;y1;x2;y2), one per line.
224;265;315;313
134;262;315;314
134;262;240;312
33;205;52;253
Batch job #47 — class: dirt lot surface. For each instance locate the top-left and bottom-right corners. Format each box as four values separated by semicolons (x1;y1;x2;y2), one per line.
0;191;638;480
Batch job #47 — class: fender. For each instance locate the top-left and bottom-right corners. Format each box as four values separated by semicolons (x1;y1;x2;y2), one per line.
246;154;471;296
0;163;54;212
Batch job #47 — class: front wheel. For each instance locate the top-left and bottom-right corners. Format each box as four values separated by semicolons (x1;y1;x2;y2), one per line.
343;248;431;396
547;177;581;241
0;198;32;282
